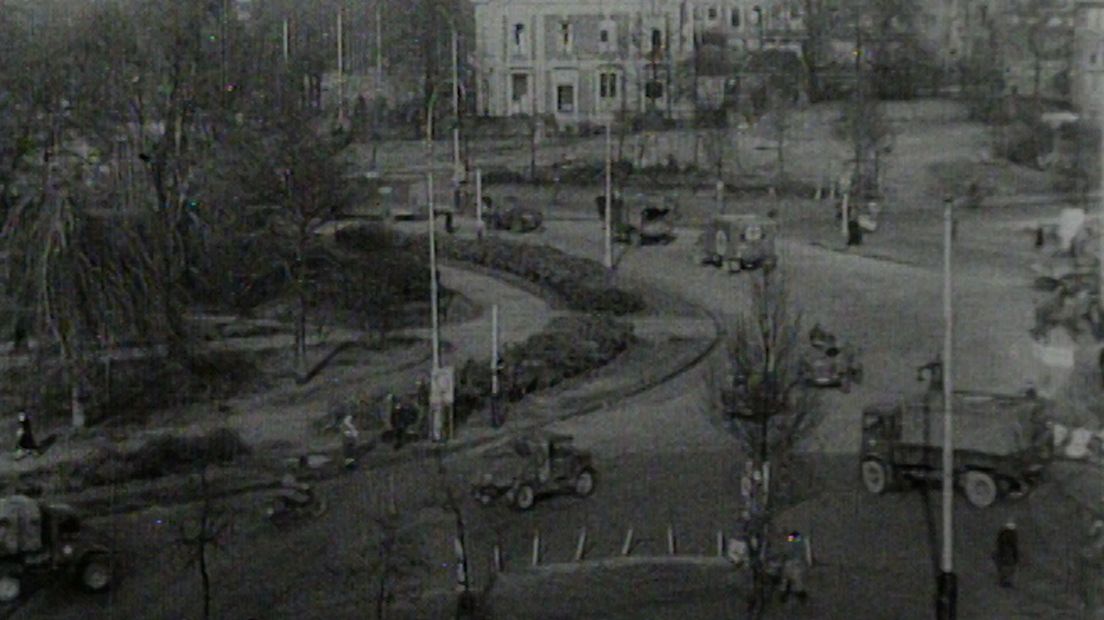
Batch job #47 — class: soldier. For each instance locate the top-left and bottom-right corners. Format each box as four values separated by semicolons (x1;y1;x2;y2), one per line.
14;411;40;460
994;520;1019;588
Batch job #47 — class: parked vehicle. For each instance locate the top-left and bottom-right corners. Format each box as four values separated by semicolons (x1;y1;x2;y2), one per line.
472;432;596;511
801;328;863;392
483;196;543;233
0;496;113;603
699;214;778;272
859;378;1052;508
597;193;676;245
266;475;327;526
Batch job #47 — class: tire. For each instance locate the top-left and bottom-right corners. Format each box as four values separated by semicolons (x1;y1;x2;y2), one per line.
309;497;328;518
574;468;596;497
79;554;112;593
0;576;19;603
513;484;536;511
860;459;890;495
963;470;998;508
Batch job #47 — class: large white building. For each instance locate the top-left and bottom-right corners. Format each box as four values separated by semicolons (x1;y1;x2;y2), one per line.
471;0;807;124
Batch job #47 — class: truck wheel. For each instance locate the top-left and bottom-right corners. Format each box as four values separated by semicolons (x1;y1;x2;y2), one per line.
513;485;536;511
574;468;596;497
0;575;19;603
860;459;891;494
79;554;112;592
963;471;998;508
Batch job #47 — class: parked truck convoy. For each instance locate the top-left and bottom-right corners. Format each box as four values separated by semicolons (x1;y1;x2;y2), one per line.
859;373;1053;508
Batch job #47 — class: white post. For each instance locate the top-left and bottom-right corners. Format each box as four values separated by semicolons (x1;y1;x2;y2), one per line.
337;7;344;122
667;524;676;555
841;191;850;238
531;530;541;566
605;121;613;269
476;168;484;238
621;527;634;556
452;28;462;182
491;304;499;396
574;527;587;562
282;18;289;63
427;105;440;371
940;196;956;613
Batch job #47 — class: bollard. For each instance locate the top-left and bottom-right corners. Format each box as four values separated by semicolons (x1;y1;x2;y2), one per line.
805;533;814;567
531;530;541;567
574;527;588;562
667;525;676;555
717;530;725;557
621;527;634;556
493;544;503;573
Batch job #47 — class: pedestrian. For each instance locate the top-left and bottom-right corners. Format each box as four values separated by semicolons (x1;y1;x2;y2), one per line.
779;531;809;603
994;520;1019;588
340;413;359;469
14;411;40;460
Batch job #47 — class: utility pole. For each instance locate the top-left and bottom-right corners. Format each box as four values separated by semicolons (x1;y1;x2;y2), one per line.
337;6;345;122
451;26;463;210
936;196;957;620
371;3;383;171
605;121;614;269
1098;112;1104;315
853;4;864;194
426;95;441;371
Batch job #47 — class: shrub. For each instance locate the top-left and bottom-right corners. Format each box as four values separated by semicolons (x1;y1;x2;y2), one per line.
452;315;634;421
72;428;252;488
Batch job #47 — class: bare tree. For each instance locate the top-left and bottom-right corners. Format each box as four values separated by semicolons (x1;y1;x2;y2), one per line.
176;463;233;620
710;267;822;618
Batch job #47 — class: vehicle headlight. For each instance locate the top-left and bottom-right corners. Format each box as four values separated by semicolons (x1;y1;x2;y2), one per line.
62;544;73;556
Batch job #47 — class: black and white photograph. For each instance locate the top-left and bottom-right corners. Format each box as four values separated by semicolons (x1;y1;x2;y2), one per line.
0;0;1102;617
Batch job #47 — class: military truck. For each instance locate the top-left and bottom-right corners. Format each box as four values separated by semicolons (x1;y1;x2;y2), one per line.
859;385;1052;509
0;496;113;602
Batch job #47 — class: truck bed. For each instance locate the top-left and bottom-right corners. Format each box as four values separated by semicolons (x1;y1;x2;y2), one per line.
898;392;1043;456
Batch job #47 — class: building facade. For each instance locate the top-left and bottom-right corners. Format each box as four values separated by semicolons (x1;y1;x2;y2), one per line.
1073;0;1104;120
471;0;808;124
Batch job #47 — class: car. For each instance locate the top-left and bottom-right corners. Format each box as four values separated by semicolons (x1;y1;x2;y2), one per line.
801;343;863;392
0;496;114;603
483;196;543;233
596;193;676;245
471;432;596;511
699;214;778;272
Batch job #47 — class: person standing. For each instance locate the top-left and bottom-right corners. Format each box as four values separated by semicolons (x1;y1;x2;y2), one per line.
14;411;40;460
994;520;1019;588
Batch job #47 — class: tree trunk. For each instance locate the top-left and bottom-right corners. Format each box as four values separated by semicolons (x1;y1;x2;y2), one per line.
294;244;307;384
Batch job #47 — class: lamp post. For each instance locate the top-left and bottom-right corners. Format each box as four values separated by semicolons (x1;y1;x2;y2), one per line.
936;196;957;620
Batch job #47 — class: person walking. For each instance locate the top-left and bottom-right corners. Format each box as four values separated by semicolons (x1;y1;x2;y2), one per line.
340;414;359;469
994;520;1019;588
779;531;809;603
14;411;40;460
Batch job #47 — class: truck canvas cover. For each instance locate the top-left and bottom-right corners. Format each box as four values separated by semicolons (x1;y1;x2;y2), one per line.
899;392;1045;456
0;495;41;555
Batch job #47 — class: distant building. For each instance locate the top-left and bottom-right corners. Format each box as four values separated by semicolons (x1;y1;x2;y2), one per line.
471;0;809;125
1073;0;1104;119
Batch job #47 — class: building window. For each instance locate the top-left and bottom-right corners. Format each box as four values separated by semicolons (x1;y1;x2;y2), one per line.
512;23;527;55
511;73;528;102
751;6;762;25
645;80;664;99
599;19;617;53
559;21;572;53
651;28;663;52
730;7;741;28
708;6;718;21
556;84;575;112
599;72;618;99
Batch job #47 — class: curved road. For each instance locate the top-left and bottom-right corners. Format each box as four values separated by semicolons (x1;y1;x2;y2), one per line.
14;218;1085;619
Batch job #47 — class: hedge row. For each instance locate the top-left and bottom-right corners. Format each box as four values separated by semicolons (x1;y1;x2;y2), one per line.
400;234;645;315
452;315;635;422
